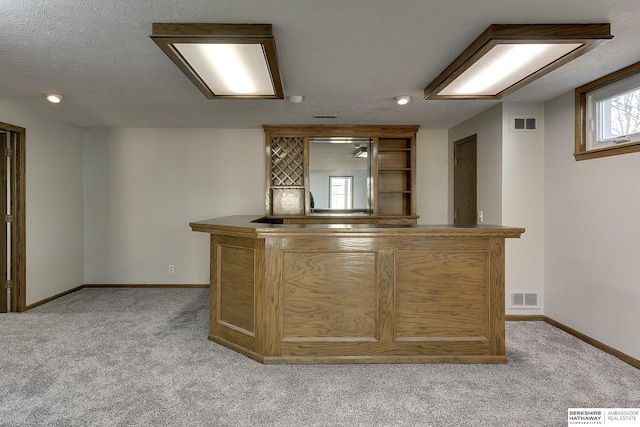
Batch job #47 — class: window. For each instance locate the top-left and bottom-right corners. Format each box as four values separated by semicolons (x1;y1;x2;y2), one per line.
329;176;353;209
589;74;640;147
575;61;640;160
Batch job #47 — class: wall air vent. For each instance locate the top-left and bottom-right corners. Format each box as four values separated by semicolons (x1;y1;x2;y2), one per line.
313;114;337;119
509;291;540;309
510;115;540;132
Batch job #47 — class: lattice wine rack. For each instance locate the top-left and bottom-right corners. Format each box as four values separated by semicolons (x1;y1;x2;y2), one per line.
270;137;305;186
268;137;306;216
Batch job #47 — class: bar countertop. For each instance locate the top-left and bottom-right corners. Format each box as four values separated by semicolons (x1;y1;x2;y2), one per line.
189;215;525;238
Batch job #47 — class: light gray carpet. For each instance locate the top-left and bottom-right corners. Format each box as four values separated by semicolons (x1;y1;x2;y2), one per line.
1;288;638;426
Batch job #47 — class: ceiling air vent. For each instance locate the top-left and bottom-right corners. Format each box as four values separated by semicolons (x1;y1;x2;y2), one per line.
509;291;540;309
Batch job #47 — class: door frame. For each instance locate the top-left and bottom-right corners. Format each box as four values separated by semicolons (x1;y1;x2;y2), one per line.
453;134;478;225
0;121;26;312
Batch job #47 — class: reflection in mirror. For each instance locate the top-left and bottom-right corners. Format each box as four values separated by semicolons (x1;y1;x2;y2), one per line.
329;176;353;209
309;137;372;215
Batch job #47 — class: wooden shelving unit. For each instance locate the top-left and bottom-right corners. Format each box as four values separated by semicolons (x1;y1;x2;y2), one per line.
375;137;415;216
264;125;418;221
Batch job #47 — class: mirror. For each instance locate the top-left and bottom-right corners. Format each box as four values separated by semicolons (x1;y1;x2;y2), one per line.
309;137;372;215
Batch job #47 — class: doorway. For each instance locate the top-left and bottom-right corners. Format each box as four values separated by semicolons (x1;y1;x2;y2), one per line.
454;135;477;225
0;122;26;313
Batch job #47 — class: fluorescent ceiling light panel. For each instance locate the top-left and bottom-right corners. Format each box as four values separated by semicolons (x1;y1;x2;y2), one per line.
151;23;284;99
424;24;612;100
439;43;582;96
173;43;275;96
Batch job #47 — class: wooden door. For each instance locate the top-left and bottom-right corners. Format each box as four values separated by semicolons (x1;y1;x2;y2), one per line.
0;132;6;312
454;135;477;225
0;122;25;312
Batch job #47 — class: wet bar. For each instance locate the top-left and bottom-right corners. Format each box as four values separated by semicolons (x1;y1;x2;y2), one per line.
190;215;524;364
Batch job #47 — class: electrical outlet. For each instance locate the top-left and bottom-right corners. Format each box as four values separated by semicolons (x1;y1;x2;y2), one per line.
169;264;175;274
478;210;484;223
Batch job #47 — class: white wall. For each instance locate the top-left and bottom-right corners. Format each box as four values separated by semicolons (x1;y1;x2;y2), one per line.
416;129;449;224
545;92;640;360
0;98;85;305
502;103;545;315
448;104;503;225
83;128;265;285
447;103;545;315
83;127;450;284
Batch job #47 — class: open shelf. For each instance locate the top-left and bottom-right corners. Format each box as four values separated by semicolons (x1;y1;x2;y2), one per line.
378;192;412;216
378;138;412;151
376;137;414;216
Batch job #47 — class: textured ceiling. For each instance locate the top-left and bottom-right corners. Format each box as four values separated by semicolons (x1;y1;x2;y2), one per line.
1;0;640;129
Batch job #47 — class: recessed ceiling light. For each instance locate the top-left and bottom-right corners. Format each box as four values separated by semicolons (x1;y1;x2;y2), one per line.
151;23;284;99
46;94;64;104
424;24;613;100
394;96;412;105
287;95;304;103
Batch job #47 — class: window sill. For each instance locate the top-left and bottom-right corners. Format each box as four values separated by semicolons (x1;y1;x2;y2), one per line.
574;140;640;161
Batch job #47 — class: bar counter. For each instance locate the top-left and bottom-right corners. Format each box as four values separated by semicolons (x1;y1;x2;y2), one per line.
190;215;524;364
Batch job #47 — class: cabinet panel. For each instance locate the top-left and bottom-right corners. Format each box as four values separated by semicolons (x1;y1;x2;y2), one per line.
282;252;377;339
271;188;305;216
218;245;256;334
395;250;489;338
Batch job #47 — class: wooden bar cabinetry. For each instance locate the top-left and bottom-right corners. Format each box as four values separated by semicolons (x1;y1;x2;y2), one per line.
264;125;418;223
190;216;524;364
